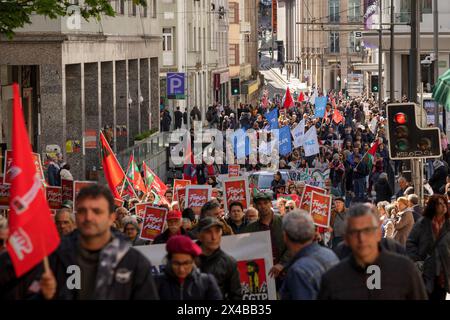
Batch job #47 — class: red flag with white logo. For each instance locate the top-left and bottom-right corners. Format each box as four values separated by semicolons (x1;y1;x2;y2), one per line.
7;83;60;277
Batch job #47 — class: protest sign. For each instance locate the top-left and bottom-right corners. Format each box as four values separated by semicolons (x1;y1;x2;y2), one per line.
184;185;212;215
314;96;327;118
134;202;153;219
0;183;10;208
114;198;124;207
135;231;277;300
266;108;279;130
73;181;97;203
277;194;301;208
173;179;191;201
139;206;167;241
228;165;240;177
223;176;250;213
310;191;332;228
288;168;330;188
3;150;44;184
291;119;305;148
303;126;320;157
45;186;62;210
61;179;74;203
176;187;187;210
300;185;327;212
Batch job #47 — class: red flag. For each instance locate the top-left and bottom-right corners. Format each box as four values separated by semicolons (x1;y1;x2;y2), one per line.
100;131;126;199
297;91;305;102
332;108;344;124
283;87;295;109
124;153;147;194
7;83;60;277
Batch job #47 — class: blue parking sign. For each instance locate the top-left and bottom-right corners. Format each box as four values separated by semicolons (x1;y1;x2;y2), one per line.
167;73;185;100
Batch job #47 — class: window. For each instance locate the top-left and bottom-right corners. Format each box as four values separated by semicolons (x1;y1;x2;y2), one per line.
140;3;147;17
229;44;240;66
117;0;125;15
152;0;157;18
348;0;361;22
163;28;173;52
229;2;239;24
421;0;432;14
329;0;340;23
128;0;136;16
330;32;340;53
349;32;362;53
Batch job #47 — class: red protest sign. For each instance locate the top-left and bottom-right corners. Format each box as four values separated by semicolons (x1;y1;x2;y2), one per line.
45;186;62;210
0;183;11;208
237;258;269;300
223;177;250;213
300;185;327;212
61;179;74;203
3;150;45;184
309;191;332;228
173;179;191;201
73;181;97;203
134;202;153;219
140;206;167;241
114;198;124;207
228;165;240;177
176;187;187;210
185;185;212;215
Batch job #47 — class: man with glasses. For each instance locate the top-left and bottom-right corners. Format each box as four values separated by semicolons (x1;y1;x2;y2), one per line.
318;203;427;300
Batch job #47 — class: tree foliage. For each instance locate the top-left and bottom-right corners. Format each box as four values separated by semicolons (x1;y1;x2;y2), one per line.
0;0;147;38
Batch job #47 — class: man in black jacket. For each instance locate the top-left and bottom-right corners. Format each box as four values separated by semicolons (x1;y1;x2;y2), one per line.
197;217;242;300
318;203;427;300
174;107;183;129
51;185;159;300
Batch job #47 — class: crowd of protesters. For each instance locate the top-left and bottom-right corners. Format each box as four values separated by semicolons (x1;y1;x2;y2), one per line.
1;87;450;301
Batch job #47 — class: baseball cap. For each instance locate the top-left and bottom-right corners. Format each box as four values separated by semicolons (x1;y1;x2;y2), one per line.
197;217;223;233
253;192;272;201
61;200;73;209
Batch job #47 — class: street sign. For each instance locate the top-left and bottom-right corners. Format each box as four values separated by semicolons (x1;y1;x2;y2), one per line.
386;103;441;160
167;72;185;100
355;31;362;38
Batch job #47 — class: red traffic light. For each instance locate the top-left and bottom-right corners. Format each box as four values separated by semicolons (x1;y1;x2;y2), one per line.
394;112;407;124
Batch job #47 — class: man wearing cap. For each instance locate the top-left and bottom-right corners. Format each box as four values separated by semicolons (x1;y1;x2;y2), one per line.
243;192;290;282
197;217;242;300
328;197;347;249
153;210;194;244
190;200;234;238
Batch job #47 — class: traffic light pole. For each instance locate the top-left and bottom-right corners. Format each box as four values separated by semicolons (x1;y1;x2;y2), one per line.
409;0;424;203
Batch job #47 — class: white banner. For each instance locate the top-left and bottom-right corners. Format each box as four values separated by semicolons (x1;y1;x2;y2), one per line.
303;126;320;157
135;231;277;300
291;119;305;148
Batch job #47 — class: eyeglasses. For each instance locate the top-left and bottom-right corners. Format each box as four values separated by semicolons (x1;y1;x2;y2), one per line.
286;206;295;210
171;260;194;268
347;226;378;238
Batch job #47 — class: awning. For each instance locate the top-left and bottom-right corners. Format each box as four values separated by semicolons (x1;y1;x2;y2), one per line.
352;63;383;72
432;68;450;110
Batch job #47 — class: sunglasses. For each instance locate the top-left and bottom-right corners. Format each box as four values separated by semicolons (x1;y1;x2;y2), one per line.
286;206;295;210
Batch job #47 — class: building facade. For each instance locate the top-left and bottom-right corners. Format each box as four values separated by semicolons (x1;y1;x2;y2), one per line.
0;0;162;180
159;0;230;123
278;0;366;93
229;0;261;107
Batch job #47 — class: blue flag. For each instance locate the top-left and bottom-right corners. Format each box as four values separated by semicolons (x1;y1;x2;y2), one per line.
314;96;327;118
233;129;251;159
279;126;293;156
266;108;279;130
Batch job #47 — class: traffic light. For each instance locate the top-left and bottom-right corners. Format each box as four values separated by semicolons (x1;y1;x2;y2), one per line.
371;75;379;93
386;103;441;160
231;78;240;96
